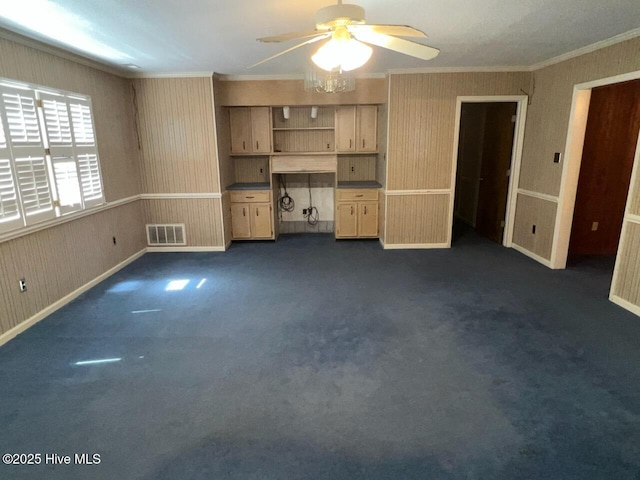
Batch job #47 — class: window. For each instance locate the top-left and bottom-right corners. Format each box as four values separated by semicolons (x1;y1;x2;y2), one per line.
0;80;104;234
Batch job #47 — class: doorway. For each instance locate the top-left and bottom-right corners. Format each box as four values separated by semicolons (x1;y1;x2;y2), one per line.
568;79;640;270
453;101;518;244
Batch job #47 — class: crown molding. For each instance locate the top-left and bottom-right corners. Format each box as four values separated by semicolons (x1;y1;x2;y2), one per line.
530;27;640;71
218;72;387;81
0;27;129;78
127;71;214;79
387;65;531;74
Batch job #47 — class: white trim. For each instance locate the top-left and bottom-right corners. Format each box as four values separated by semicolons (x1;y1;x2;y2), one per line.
140;193;222;199
128;71;214;79
517;189;559;203
0;195;139;244
387;66;531;74
218;73;387;81
383;242;449;250
146;246;225;252
385;189;450;195
448;95;528;248
511;243;553;268
0;28;128;78
626;214;640;224
530;27;640;71
610;295;640;318
0;248;146;348
573;71;640;91
552;69;640;269
383;76;391;244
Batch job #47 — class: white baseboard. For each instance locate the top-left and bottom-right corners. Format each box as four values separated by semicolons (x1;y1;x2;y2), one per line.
610;295;640;318
511;243;553;268
146;246;226;252
383;242;449;250
0;248;146;348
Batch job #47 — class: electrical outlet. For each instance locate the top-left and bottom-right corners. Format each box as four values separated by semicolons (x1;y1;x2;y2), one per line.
260;168;263;174
112;236;117;245
19;278;27;292
303;208;308;215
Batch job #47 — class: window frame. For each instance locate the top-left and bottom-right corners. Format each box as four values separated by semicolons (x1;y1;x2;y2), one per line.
0;78;105;235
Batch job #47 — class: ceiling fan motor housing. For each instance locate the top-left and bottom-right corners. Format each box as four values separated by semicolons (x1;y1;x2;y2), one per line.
315;4;366;29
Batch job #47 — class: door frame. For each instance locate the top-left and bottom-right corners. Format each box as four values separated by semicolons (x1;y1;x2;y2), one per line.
448;95;528;247
551;70;640;270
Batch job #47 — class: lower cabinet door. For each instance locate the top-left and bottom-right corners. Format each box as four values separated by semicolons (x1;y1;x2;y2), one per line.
251;203;272;238
336;202;358;237
358;201;378;237
231;203;251;239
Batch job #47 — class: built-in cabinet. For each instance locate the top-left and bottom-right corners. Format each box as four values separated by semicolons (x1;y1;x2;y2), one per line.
226;105;381;241
230;190;274;240
335;105;378;153
229;107;271;154
335;189;379;238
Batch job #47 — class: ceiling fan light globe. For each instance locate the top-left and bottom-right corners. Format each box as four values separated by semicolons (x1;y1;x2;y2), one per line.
311;39;342;71
311;37;372;72
340;39;372;71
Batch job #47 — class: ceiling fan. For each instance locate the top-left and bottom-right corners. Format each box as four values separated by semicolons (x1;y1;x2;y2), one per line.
250;0;439;71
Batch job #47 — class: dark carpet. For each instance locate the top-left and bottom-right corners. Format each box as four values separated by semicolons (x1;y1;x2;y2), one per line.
1;231;640;479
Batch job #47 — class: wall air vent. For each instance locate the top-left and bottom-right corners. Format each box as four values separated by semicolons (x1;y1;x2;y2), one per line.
146;224;186;246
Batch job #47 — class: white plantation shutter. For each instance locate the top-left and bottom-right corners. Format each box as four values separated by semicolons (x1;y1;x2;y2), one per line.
0;114;22;233
39;93;82;214
2;88;41;146
0;86;55;225
69;98;103;207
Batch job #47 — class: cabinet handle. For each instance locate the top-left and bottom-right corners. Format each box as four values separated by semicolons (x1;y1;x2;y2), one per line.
364;206;367;215
243;140;246;150
256;141;259;150
362;139;365;148
256;209;259;216
243;207;246;217
351;206;354;215
355;194;363;197
349;139;352;148
245;196;254;199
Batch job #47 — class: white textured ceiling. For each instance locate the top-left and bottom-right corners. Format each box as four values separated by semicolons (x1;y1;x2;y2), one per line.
0;0;639;75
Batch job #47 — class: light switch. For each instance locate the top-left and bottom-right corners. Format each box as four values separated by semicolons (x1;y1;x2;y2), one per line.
591;221;599;231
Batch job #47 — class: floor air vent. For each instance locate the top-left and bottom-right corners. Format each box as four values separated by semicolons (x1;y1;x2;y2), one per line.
146;224;186;246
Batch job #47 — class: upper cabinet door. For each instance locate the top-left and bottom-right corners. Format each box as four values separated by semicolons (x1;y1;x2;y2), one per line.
335;106;356;152
357;105;378;152
250;107;271;153
229;107;252;154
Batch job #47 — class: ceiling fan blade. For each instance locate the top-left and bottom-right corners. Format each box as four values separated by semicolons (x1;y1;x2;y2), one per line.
348;24;427;38
258;30;328;43
249;34;330;68
353;32;439;61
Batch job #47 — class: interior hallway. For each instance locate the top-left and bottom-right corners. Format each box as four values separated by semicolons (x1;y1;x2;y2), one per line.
1;233;639;479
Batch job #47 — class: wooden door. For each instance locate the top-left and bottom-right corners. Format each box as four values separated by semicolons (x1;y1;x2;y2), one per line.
569;79;640;255
335;106;356;152
231;203;251;238
336;202;357;237
475;103;517;243
250;107;271;153
357;105;378;152
358;201;378;237
250;203;272;238
229;108;251;154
